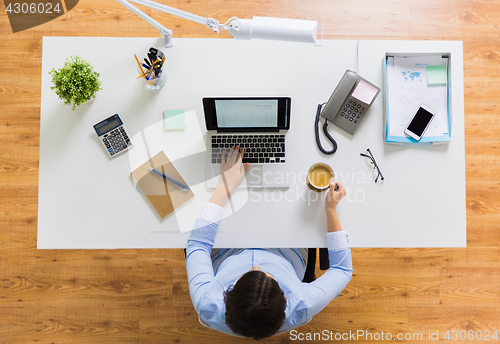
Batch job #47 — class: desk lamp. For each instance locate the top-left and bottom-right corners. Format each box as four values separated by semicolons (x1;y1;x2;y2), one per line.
116;0;322;47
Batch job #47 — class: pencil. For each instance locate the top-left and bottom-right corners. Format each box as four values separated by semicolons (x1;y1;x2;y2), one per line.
137;70;148;79
134;54;145;77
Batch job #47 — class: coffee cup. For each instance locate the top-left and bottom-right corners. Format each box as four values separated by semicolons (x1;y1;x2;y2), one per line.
307;163;334;191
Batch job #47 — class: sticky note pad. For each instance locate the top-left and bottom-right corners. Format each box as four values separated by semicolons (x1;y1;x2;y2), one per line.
426;65;447;86
164;109;185;130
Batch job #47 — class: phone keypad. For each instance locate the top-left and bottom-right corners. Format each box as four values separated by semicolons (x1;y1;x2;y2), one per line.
339;98;366;124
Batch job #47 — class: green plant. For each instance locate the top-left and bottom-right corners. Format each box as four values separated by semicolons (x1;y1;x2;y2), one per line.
49;56;102;111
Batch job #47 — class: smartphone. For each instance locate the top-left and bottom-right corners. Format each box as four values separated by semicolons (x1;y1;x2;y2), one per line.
404;104;435;141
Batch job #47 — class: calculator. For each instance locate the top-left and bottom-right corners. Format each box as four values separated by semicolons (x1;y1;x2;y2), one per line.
93;114;133;157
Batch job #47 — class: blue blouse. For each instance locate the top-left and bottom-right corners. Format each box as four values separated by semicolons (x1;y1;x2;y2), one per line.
186;202;353;336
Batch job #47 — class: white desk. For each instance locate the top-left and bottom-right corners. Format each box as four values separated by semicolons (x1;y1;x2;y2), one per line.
38;37;465;249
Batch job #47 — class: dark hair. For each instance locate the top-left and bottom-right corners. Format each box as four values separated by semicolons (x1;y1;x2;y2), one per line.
224;270;286;340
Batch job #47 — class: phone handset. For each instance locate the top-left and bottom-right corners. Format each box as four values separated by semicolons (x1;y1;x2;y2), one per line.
321;71;359;122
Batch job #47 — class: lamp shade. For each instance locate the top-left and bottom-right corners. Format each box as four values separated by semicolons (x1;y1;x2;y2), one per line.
228;16;318;44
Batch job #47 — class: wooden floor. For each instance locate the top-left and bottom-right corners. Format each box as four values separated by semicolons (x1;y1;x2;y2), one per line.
1;0;499;343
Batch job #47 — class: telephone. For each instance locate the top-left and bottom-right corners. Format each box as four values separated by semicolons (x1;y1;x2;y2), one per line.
321;70;381;135
315;70;381;155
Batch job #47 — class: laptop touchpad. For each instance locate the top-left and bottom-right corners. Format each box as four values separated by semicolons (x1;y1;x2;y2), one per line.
245;165;263;187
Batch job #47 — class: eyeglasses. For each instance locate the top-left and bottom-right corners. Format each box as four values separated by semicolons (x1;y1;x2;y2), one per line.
360;149;384;183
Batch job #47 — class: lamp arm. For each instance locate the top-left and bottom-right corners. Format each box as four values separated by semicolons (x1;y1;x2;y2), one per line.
118;0;224;33
129;0;212;27
115;0;320;46
116;0;173;38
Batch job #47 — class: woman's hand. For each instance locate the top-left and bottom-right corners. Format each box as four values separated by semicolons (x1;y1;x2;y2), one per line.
210;146;249;207
325;179;346;212
325;179;346;220
219;146;249;193
324;179;346;232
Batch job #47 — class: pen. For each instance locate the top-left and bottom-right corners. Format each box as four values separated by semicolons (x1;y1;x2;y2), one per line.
149;167;190;191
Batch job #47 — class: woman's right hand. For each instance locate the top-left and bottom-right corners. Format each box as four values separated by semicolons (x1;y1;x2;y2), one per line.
218;146;249;194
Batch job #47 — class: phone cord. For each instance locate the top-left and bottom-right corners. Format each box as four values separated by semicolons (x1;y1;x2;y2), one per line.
315;103;338;155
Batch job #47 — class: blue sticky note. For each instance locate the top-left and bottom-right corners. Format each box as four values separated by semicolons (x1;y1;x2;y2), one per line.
164;109;185;130
426;65;447;86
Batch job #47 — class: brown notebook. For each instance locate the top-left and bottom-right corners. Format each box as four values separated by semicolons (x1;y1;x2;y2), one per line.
131;151;194;218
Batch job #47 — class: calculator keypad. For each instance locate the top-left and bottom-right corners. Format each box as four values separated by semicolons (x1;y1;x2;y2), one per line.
101;127;132;157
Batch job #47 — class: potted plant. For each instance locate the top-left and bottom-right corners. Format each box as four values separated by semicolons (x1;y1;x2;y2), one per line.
49;56;102;111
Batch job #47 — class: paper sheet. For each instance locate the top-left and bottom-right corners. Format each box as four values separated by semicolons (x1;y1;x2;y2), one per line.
387;56;449;138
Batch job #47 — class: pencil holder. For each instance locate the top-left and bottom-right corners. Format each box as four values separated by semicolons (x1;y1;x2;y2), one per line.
135;48;167;91
143;67;166;90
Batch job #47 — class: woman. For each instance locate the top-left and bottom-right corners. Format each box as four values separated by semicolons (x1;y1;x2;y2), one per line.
186;146;352;340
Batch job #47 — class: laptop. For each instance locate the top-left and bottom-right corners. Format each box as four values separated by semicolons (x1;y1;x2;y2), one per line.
203;97;291;188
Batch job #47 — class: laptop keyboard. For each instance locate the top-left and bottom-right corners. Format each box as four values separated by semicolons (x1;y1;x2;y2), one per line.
211;134;286;164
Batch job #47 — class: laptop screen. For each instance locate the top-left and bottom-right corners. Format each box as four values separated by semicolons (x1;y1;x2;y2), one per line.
215;99;278;128
203;97;291;132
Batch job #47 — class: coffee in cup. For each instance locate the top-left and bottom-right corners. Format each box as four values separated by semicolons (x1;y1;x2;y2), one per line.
307;163;334;191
